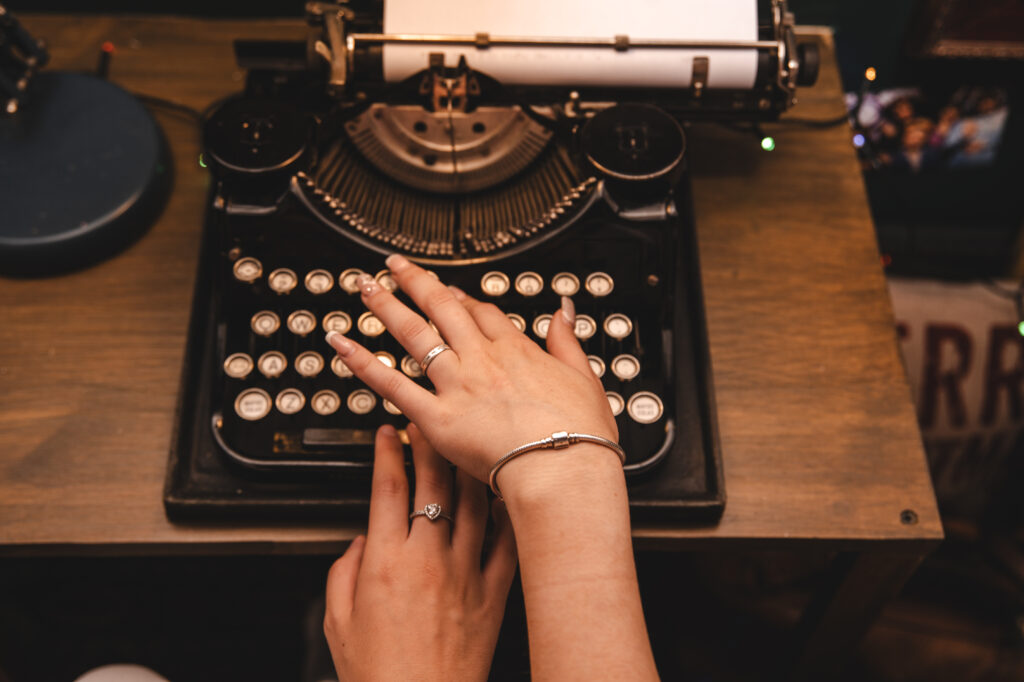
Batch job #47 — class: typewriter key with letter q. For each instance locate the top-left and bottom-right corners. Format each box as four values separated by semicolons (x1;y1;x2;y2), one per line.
251;310;280;336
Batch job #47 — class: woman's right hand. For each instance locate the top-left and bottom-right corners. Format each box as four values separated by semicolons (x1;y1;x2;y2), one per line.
325;253;618;485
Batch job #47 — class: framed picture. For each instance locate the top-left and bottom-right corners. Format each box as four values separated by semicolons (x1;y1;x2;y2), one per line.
908;0;1024;58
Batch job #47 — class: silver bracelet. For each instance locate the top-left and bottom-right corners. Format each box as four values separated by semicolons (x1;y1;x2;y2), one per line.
488;431;626;500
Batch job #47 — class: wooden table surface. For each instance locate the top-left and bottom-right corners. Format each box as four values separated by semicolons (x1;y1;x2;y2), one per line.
0;16;943;555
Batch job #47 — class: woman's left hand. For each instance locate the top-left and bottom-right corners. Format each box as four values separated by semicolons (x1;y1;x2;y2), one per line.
324;423;518;682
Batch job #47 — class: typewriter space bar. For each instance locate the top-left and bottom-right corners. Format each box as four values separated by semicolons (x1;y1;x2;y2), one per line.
302;428;410;450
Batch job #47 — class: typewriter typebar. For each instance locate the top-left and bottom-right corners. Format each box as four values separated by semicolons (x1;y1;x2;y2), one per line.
165;0;818;521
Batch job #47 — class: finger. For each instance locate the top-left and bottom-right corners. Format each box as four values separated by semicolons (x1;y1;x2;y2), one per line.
366;425;411;544
545;296;595;379
451;468;488;565
327;331;437;421
356;273;459;382
408;422;453;546
324;535;366;630
385;254;485;351
483;499;518;599
448;286;521;341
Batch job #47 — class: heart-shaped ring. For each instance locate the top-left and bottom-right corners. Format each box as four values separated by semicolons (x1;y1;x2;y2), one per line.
410;503;453;523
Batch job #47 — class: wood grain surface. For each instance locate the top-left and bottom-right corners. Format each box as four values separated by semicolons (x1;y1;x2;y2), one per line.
0;17;942;555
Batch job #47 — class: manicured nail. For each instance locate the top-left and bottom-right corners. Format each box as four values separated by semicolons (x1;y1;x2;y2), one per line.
325;331;355;356
448;284;467;301
560;295;576;324
356;273;379;295
385;253;410;272
379;424;397;437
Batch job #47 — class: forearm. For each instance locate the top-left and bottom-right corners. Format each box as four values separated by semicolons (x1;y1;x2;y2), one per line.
500;445;659;681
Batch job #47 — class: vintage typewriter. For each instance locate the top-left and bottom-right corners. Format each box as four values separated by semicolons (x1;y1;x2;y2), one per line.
165;0;819;521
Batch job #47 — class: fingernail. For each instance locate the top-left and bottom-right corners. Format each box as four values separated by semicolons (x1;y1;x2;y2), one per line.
379;424;397;437
356;274;379;296
448;284;467;301
325;331;355;356
560;295;576;324
385;253;410;272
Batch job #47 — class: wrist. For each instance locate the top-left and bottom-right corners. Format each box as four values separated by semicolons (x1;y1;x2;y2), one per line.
497;442;627;511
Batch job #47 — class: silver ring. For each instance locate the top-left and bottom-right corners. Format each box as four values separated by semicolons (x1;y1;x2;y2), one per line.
419;343;452;374
409;503;453;523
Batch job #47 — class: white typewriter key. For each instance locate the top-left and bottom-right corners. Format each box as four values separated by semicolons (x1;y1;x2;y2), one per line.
232;257;262;283
347;389;377;415
587;355;606;379
514;271;544;297
257;351;287;378
235;388;272;421
585;272;614;297
250;310;280;336
338;268;366;294
357;311;386;337
606;391;625;417
275;388;306;415
383;399;403;416
311;390;341;416
506;313;526;333
267;268;298;294
573;314;597;341
551;272;580;296
375;269;399;292
480;271;510;297
603;314;634;340
295;351;324;378
610;354;641;381
331;355;354;379
532;314;552;339
305;269;334;294
322;311;352;335
400;355;423;378
627;391;664;424
374;351;396;369
287;310;317;336
223;353;254;379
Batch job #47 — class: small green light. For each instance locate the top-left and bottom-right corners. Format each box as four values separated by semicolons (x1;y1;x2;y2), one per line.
198;153;207;169
1018;320;1024;337
761;136;776;152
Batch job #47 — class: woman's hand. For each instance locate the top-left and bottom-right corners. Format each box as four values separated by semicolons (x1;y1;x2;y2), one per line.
324;423;517;682
325;254;617;483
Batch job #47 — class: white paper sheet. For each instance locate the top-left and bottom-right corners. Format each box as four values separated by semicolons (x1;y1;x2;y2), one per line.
382;0;759;89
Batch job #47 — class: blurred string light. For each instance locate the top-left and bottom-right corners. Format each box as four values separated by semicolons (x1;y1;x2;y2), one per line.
852;133;866;148
864;66;877;82
198;154;207;168
760;136;775;151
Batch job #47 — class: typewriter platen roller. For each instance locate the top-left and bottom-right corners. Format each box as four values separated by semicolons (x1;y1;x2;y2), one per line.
164;0;818;521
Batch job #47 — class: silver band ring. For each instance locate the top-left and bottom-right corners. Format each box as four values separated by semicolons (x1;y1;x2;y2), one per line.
419;343;452;374
409;503;453;523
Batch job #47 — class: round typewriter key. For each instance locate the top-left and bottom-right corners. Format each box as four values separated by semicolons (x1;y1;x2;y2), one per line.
374;351;396;369
295;350;324;378
311;389;341;416
603;313;633;340
610;354;641;381
480;271;510;297
400;354;423;378
287;310;317;336
587;355;606;378
339;268;366;294
374;269;399;292
235;388;272;421
258;351;287;378
251;310;280;336
514;271;544;297
573;314;597;341
532;314;552;339
585;272;614;297
275;388;306;415
551;272;580;296
627;391;664;424
331;355;354;379
267;268;298;294
357;311;386;337
232;257;262;283
506;313;526;333
322;311;352;335
383;398;403;416
223;352;254;379
606;391;625;417
305;269;334;294
347;389;377;415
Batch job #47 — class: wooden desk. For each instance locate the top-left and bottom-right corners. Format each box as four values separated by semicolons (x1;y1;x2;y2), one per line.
0;16;941;677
